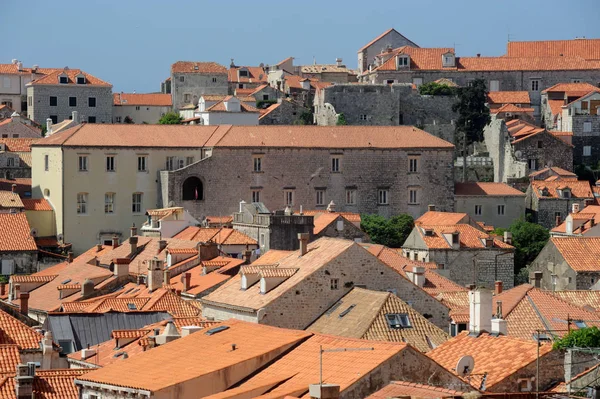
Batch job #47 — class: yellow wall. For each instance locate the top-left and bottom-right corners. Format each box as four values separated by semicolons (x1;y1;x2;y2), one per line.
32;146;63;236
24;210;55;237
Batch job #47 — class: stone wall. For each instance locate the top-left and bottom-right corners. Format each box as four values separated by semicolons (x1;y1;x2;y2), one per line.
484;118;528;182
171;72;228;111
513;130;573;173
489;349;564;392
27;85;112;124
162;145;455;222
259;100;309;125
525;189;589;229
315;216;369;243
572;115;600;165
0;251;37;274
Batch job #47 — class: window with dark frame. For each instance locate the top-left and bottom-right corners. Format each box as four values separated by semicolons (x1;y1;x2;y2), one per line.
89;97;96;107
69;97;77;107
106;156;115;172
49;96;57;106
88;116;96;123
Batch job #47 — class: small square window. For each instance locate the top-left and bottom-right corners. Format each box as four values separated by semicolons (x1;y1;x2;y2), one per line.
378;189;389;205
584;146;592;156
59;76;68;84
76;76;85;84
330;278;339;290
50;115;57;124
497;205;505;215
212;77;217;83
88;116;96;123
89;97;96;107
49;96;57;106
262;94;269;101
359;114;368;121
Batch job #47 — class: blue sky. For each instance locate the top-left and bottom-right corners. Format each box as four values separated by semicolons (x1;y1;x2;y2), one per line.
2;0;598;93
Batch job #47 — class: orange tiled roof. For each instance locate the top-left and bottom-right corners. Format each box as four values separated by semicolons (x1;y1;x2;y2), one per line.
529;166;577;179
0;191;24;209
169;263;237;296
542;82;600;96
204;99;260;113
301;210;361;224
0;369;88;399
553;290;600;311
427;331;553;389
416;224;514;250
491;103;535;114
531;180;593;199
0;179;30;196
205;215;233;225
366;381;463;399
455;182;525;196
22;198;53;211
506;38;600;60
11;275;56;283
113;93;172;107
0;309;44;350
457;56;600;72
0;213;36;252
551;237;600;271
173;227;257;246
551;205;600;235
357;28;402;52
29;68;111;87
376;47;454;71
415;211;469;226
0;345;21;374
228;66;267;84
487;91;531;105
0;138;37;152
171;61;227;74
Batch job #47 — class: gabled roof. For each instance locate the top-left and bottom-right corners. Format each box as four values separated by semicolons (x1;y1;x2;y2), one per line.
0;191;24;209
0;138;37;152
357;28;417;52
542;82;600;96
308;287;449;352
75;320;311;393
375;46;454;71
113;93;172;106
228;66;267;84
551;237;600;271
0;213;37;252
427;332;553;390
415;211;470;226
366;381;464;399
553;290;600;312
530;180;593;199
0;309;44;350
506;38;600;60
171;61;227;74
455;182;525;196
487;91;531;105
529;166;577;179
551;205;600;235
491;103;535;114
415;224;514;250
28;68;111;87
203;98;260;113
173;227;257;246
0;369;88;399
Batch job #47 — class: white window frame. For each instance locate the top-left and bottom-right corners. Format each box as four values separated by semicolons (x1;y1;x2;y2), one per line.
252;190;260;203
137;155;148;172
77;193;88;215
132;192;143;214
284;190;294;206
331;157;340;173
378;189;389;205
346;189;356;205
253;156;262;172
78;155;88;172
105;192;115;214
106;155;115;172
316;190;325;206
584;146;592;156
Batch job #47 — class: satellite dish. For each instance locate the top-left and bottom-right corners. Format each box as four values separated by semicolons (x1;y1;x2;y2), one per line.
514;150;522;158
456;355;475;377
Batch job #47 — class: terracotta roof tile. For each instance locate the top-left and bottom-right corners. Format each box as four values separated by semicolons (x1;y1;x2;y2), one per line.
375;47;454;71
455;182;525;196
506;39;600;60
0;138;37;152
206;216;233;225
29;69;111;87
553;290;600;311
491;104;535;114
0;192;24;209
0;309;43;350
173;227;257;246
22;198;52;211
551;237;600;271
0;345;20;374
366;381;464;399
529;166;577;178
228;66;267;84
169;265;233;296
542;82;600;95
113;93;172;106
357;28;400;52
416;224;513;250
457;56;600;72
487;91;531;105
531;180;593;199
0;213;36;252
171;61;227;74
416;211;469;226
0;369;88;399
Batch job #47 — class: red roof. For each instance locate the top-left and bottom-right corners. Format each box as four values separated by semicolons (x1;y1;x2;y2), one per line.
506;38;600;60
487;91;531;105
228;66;267;84
455;182;525;196
0;213;37;252
29;69;111;87
0;138;37;152
171;61;227;74
22;198;53;211
376;47;454;71
552;237;600;271
542;82;600;95
113;93;172;106
491;103;535;114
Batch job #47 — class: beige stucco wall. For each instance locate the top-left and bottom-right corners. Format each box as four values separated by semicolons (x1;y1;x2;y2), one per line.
31;146;63;237
454;195;525;229
24;209;56;237
112;105;170;124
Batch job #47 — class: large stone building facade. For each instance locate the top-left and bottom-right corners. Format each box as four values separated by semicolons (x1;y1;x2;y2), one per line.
171;61;228;110
159;126;455;222
357;28;419;75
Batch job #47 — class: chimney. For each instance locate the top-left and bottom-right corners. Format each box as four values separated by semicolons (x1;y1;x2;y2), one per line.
183;272;191;292
112;258;130;278
46;118;53;135
572;203;580;214
67;251;73;263
147;256;164;292
181;325;202;337
239;200;246;213
11;184;16;193
309;383;341;399
336;58;343;67
163;268;170;287
428;204;436;212
96;244;103;252
491;317;507;336
243;249;252;265
71;110;79;124
154;321;180;345
326;200;336;213
129;236;138;255
503;231;512;245
495;281;503;295
112;235;119;249
81;279;94;297
19;292;29;315
566;216;573;235
412;266;425;288
15;364;34;399
298;233;309;256
17;61;23;71
477;53;481;57
466;283;475;290
485;237;494;248
469;289;492;334
529;271;543;288
130;223;137;237
80;347;96;360
157;239;167;254
32;64;38;73
13;284;20;302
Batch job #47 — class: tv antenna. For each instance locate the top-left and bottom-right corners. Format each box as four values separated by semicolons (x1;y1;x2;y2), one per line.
318;346;374;395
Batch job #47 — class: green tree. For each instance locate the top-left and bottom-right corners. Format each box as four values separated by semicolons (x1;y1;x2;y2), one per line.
507;219;550;274
360;214;414;248
554;327;600;350
158;112;182;125
293;110;313;125
336;113;347;126
452;79;491;182
418;82;457;96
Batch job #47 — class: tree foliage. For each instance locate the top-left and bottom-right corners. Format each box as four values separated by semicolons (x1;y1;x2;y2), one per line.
418;82;457;96
360;214;414;248
506;219;549;273
336;113;347;126
554;327;600;350
158;112;182;125
293;110;313;125
452;79;491;145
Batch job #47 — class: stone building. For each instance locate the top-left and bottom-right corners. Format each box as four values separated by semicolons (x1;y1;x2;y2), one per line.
26;68;112;125
486;91;531;112
0;112;41;138
0;138;35;179
0;212;38;274
258;98;309;125
192;96;260;125
227;63;268;94
160;125;455;222
359;41;600;122
0;60;56;113
357;28;419;75
402;215;515;289
112;93;172;124
202;237;453;330
526;180;594;229
170;61;228;111
541;82;600;129
454;182;525;229
529;237;600;290
311;204;369;243
299;58;357;83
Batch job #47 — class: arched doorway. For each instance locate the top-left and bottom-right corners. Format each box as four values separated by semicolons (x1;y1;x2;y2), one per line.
182;176;203;201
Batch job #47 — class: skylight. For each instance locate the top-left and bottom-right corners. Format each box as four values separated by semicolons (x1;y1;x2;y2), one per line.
338;304;356;318
127;303;137;310
385;313;411;329
205;325;229;336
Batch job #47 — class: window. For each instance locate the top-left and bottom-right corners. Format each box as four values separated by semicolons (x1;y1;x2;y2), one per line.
386;79;395;84
385;313;411;329
316;190;325;206
28;96;32;107
260;233;265;248
89;97;96;107
50;115;57;124
359;114;368;121
528;159;537;170
409;157;418;173
78;155;88;171
1;260;14;275
397;56;409;67
554;211;562;221
68;97;77;107
59;76;68;84
346;189;356;205
106;156;115;172
212;77;217;83
186;156;195;165
7;158;14;167
238;84;244;89
583;122;592;133
182;177;203;200
571;79;582;83
497;205;505;215
378;189;389;205
49;96;57;106
44;155;49;171
132;193;143;213
262;94;269;101
115;116;121;123
252;190;260;203
584;146;592;156
531;79;540;91
330;278;339;290
135;106;141;111
475;205;482;215
489;80;500;92
137;156;147;172
331;157;340;172
105;193;115;214
88;116;96;123
183;94;191;103
77;193;88;214
409;189;417;204
537;140;543;149
179;76;184;82
77;76;85;84
239;70;248;77
165;156;175;170
178;159;185;169
284;190;294;206
253;156;262;172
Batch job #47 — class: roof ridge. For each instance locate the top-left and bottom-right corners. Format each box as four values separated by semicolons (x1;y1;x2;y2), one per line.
525;294;553;336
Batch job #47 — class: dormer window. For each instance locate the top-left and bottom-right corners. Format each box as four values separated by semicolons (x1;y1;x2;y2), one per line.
397;55;410;69
562;189;571;199
239;69;248;77
442;52;456;68
385;313;411;329
76;75;86;84
59;74;68;84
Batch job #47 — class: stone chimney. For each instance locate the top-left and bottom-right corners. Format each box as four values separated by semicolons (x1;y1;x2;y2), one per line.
412;266;425;288
566;216;573;235
81;279;94;297
11;184;16;193
147;256;164;292
15;364;34;399
469;289;492;334
163;268;170;286
46;118;52;135
154;321;180;345
157;240;167;254
491;317;507;336
573;203;580;214
129;236;138;255
336;58;343;67
529;271;543;288
309;383;340;399
130;223;137;237
112;258;130;278
326;200;336;213
503;231;512;245
298;233;309;256
19;292;29;316
71;110;78;124
183;272;191;293
96;244;103;252
495;281;503;295
0;282;5;297
243;249;252;265
112;235;119;249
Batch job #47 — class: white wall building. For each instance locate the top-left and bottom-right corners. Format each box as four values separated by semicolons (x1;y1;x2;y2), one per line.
113;93;172;124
